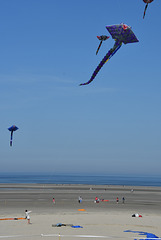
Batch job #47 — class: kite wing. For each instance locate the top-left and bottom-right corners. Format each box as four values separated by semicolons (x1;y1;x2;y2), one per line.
8;125;18;132
143;0;154;3
106;24;139;44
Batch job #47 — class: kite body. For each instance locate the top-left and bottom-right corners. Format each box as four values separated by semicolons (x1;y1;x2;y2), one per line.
8;125;18;146
143;0;154;18
106;24;139;44
143;0;154;3
80;23;139;86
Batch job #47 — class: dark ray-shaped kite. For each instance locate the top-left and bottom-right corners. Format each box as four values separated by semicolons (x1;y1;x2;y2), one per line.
143;0;154;19
8;125;18;146
96;35;110;55
80;23;139;86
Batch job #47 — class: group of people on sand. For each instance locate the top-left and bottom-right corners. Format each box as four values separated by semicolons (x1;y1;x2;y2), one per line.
24;195;125;224
78;196;125;204
94;196;125;204
116;197;125;204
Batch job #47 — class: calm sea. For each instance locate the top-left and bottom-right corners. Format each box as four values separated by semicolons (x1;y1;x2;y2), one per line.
0;173;161;186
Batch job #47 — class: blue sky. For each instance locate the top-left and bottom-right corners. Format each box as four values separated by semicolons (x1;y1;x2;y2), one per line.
0;0;161;175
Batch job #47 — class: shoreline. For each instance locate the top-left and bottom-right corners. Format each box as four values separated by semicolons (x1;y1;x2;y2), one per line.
1;183;161;190
0;183;161;189
1;173;161;188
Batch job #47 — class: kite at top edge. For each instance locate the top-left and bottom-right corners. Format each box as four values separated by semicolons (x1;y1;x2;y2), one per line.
79;23;139;86
8;125;18;146
143;0;154;19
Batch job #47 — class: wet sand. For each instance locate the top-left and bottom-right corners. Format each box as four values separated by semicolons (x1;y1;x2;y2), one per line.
0;184;161;239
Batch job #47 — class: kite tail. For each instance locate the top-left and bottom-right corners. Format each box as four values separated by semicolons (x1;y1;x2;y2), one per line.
106;43;122;62
96;41;103;55
10;131;13;147
80;42;122;86
143;3;148;19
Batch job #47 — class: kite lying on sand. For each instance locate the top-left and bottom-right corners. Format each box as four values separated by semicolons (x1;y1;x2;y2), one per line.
8;125;18;146
80;23;139;86
143;0;154;19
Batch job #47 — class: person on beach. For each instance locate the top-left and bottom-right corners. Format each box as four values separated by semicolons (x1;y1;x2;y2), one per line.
78;196;82;203
53;198;55;204
122;197;125;204
116;197;119;203
25;210;32;224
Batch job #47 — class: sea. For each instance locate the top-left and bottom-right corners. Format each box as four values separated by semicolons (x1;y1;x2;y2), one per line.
0;173;161;186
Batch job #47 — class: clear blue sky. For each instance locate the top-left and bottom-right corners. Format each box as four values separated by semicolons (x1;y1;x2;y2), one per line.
0;0;160;176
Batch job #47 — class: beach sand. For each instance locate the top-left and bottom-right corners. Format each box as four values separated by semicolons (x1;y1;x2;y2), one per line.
0;184;161;239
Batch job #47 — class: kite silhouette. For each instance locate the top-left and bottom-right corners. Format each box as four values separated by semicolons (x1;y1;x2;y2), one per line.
96;35;110;55
8;125;18;146
80;23;139;86
143;0;154;19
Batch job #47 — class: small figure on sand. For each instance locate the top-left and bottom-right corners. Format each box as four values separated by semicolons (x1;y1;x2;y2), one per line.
95;197;99;203
53;198;55;204
78;196;82;203
132;213;142;217
25;210;32;224
122;197;125;204
116;197;119;203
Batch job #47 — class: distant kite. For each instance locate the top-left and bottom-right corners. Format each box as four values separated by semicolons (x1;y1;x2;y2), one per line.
143;0;154;19
80;23;139;86
96;35;110;55
8;125;18;146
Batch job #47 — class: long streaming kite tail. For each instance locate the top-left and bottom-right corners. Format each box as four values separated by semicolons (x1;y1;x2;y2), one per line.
80;43;122;86
10;140;12;147
143;3;148;19
106;43;122;62
96;41;103;55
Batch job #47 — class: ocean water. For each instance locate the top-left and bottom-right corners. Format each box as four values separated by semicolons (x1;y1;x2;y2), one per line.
0;173;161;186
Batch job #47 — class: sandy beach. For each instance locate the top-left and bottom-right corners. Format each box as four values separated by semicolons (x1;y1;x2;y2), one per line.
0;184;161;239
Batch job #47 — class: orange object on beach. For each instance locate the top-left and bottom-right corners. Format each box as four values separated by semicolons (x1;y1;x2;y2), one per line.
0;217;26;221
78;209;85;211
101;199;109;202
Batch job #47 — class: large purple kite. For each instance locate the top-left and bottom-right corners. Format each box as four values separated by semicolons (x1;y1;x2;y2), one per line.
80;23;139;86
